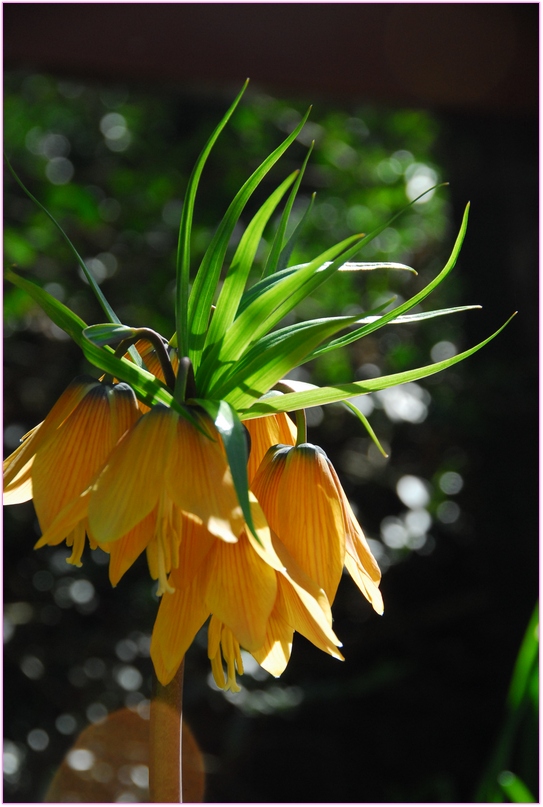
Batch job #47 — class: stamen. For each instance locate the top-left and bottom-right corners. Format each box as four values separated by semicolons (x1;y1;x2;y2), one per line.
66;523;86;567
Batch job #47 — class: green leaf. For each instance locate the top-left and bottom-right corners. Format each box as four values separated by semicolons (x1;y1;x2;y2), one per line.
497;771;536;803
192;398;259;542
342;400;388;457
309;204;471;359
276;193;316;274
197;233;365;395
5;268;88;344
214;315;360;409
238;313;516;417
202;170;298;356
175;80;250;363
262;143;314;278
4;153;121;327
83;323;140;347
187;107;312;372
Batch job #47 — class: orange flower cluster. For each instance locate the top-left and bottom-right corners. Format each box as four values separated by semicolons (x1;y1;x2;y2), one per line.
4;359;383;690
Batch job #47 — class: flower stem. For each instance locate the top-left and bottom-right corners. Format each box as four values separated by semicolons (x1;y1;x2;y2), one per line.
295;408;307;445
149;659;184;802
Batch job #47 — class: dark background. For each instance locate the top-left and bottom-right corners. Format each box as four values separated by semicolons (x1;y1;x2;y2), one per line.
3;4;538;803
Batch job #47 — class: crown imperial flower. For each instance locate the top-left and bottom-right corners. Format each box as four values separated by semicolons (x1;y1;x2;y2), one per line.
4;376;140;566
252;441;384;614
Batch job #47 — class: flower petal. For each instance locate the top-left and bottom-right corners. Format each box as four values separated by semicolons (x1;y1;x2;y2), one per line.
104;508;158;586
276;576;344;661
250;610;294;677
150;565;211;685
245;413;296;483
3;457;33;504
165;413;244;543
253;443;345;602
89;404;176;543
33;383;140;533
4;377;99;490
34;490;91;549
205;532;277;652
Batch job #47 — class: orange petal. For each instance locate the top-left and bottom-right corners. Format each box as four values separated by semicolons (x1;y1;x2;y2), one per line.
245;414;296;483
204;533;277;652
165;412;244;543
276;576;344;661
254;444;345;603
89;405;176;543
150;564;211;685
168;514;216;589
250;609;294;677
34;490;91;550
33;383;140;533
105;508;158;586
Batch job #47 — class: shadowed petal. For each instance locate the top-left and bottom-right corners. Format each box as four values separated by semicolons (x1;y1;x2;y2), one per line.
150;564;211;686
105;508;158;586
89;404;176;542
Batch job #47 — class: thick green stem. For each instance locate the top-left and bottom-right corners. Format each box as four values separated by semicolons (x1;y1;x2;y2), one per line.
149;659;184;802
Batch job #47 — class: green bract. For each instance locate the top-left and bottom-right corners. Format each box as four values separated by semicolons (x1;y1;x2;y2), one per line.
4;82;514;533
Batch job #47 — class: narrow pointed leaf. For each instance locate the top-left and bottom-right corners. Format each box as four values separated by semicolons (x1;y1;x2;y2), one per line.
276;193;316;274
4;154;121;327
187;108;312;371
197;233;365;395
341;400;388;457
175;79;250;361
5;268;88;344
214;315;360;408
309;204;471;359
238;313;516;417
203;170;298;354
262;143;314;278
192;398;260;543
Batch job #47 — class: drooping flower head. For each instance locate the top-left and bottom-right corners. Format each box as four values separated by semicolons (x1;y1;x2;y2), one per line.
4;376;141;566
252;441;384;615
150;494;343;690
88;404;246;593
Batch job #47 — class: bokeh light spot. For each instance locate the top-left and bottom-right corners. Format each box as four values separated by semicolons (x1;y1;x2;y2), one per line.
27;729;49;752
396;475;431;508
67;748;95;771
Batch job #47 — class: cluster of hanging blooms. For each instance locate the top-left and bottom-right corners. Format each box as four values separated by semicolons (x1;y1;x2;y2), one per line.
4;83;512;691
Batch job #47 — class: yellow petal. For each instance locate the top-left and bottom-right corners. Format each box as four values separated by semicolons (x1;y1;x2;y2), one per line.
165;412;244;543
250;610;294;677
204;532;277;652
245;414;296;482
89;405;176;542
150;565;211;685
276;576;344;661
3;457;33;504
